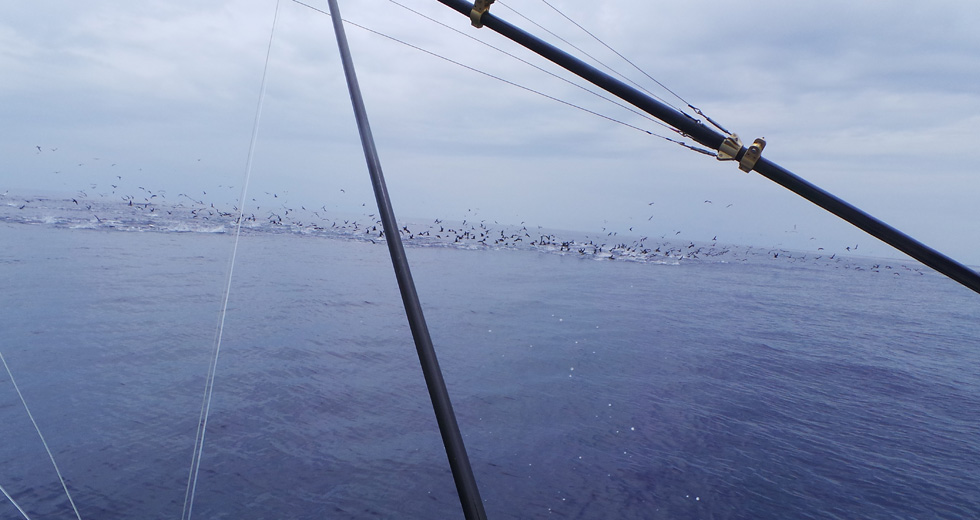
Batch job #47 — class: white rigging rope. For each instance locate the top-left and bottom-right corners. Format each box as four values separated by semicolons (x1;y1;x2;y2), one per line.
0;482;33;520
179;1;281;519
0;351;83;520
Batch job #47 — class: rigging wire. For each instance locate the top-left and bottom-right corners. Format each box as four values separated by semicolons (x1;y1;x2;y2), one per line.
180;2;281;519
386;0;673;132
0;351;83;520
0;482;32;520
529;0;732;136
495;1;683;114
532;1;687;106
291;0;713;155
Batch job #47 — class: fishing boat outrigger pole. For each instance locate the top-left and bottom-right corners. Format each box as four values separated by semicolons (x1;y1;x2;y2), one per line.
326;1;488;519
443;0;980;296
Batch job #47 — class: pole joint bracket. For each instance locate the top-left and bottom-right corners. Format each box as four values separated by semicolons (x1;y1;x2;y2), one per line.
716;134;766;172
716;134;742;161
471;0;495;28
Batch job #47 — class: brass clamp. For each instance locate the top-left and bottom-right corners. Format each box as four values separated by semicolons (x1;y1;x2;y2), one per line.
716;133;766;172
740;137;766;172
471;0;495;28
716;134;742;161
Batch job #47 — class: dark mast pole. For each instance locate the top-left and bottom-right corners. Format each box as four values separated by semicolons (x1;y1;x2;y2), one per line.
440;0;980;296
325;1;488;518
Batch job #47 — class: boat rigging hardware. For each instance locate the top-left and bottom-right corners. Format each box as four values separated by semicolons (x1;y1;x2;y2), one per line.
716;134;766;172
741;137;766;172
437;0;980;295
471;0;495;27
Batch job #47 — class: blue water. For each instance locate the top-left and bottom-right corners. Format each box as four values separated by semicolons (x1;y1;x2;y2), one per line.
1;196;979;519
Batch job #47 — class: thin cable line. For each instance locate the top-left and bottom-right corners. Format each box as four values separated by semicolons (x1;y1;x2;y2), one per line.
386;0;672;132
495;0;684;112
0;482;32;520
180;2;280;519
292;0;697;150
537;0;687;104
534;0;732;135
0;351;82;520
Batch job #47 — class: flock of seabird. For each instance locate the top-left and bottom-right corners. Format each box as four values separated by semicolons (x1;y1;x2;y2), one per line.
1;187;926;277
7;144;924;275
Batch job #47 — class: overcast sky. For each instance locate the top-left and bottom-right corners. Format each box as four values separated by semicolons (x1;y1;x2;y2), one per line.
2;0;978;265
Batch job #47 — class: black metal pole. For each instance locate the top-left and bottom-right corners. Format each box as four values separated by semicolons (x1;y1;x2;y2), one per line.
438;0;980;295
752;158;980;294
325;1;488;518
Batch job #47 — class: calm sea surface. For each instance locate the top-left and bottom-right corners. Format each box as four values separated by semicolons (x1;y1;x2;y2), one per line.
1;199;979;519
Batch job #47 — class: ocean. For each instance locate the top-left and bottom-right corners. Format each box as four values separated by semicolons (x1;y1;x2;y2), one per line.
1;195;979;519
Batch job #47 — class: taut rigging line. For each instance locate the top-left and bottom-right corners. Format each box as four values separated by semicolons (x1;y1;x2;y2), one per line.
495;1;685;116
182;2;281;519
1;351;84;520
523;0;732;135
291;0;713;155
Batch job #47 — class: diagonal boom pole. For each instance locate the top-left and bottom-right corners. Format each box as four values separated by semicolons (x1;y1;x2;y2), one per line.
439;0;980;295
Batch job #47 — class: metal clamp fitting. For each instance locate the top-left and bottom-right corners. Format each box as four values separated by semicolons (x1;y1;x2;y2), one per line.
471;0;495;27
716;134;766;173
739;138;766;172
716;134;742;162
